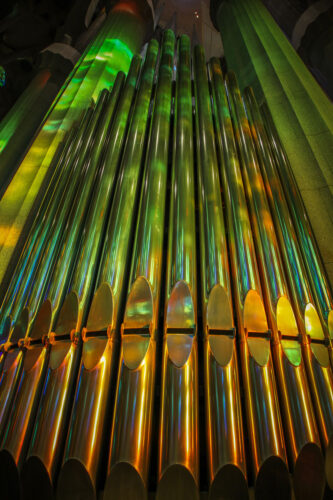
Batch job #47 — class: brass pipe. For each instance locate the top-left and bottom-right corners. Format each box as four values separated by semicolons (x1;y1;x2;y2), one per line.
227;71;325;499
0;110;91;335
244;87;333;491
19;69;132;500
209;58;290;499
1;98;100;333
0;106;94;439
156;34;199;500
0;125;77;351
261;103;333;354
22;89;110;325
0;92;110;500
56;40;158;500
194;46;247;499
104;30;175;500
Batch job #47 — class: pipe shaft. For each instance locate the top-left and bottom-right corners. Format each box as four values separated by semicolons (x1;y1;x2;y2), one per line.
56;40;158;500
261;103;333;346
210;58;290;499
157;34;199;500
244;87;333;487
104;30;175;500
193;45;247;499
227;71;324;499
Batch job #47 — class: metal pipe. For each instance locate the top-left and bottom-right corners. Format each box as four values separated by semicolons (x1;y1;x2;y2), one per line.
19;68;133;500
193;45;247;500
0;106;94;439
260;103;333;354
0;109;91;335
0;92;110;500
0;100;98;332
209;58;290;499
244;87;333;491
227;71;325;500
103;29;175;500
156;34;199;500
0;124;77;344
21;89;110;326
56;39;158;500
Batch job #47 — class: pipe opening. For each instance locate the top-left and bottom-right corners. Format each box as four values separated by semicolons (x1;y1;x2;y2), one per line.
255;456;291;500
20;456;52;500
56;458;96;500
293;443;325;500
156;464;199;500
104;462;146;500
0;449;20;500
209;463;248;500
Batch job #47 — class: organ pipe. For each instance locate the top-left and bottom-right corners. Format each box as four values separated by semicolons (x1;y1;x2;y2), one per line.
156;34;199;500
56;39;158;500
0;27;332;500
193;45;247;500
210;58;290;500
244;87;333;487
104;29;175;500
261;104;333;354
227;71;325;500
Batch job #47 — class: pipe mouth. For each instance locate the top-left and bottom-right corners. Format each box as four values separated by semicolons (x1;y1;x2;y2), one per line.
255;456;291;500
0;449;20;500
20;456;53;500
326;434;333;490
156;464;199;500
293;443;325;500
56;459;96;500
104;462;146;500
209;463;248;500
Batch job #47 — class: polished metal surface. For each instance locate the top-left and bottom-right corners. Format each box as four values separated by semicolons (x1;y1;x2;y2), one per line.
57;39;158;500
104;30;175;500
157;34;199;500
244;87;333;489
194;45;247;500
211;58;290;499
226;71;325;499
0;25;333;500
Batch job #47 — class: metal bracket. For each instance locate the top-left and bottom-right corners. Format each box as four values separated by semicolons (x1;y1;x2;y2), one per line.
208;327;236;338
166;327;196;334
246;328;272;340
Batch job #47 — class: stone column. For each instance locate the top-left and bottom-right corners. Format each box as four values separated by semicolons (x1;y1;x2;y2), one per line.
210;0;333;287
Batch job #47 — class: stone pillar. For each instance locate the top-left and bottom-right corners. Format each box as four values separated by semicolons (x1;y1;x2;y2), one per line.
0;42;80;199
210;0;333;287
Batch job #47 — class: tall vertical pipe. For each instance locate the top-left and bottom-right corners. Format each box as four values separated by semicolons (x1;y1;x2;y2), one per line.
56;40;158;500
156;34;199;500
0;122;78;341
1;91;105;334
226;71;325;500
21;89;110;325
0;92;104;424
103;30;175;500
244;88;333;490
0;107;92;334
261;103;333;353
0;91;111;500
19;67;137;500
209;58;290;499
0;103;95;442
193;45;247;499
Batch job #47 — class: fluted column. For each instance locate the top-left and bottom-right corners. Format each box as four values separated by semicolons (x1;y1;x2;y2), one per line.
210;0;333;287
